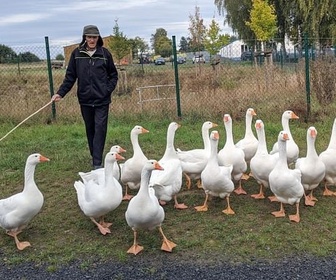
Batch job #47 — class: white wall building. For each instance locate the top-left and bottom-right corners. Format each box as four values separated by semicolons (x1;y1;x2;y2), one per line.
219;40;249;60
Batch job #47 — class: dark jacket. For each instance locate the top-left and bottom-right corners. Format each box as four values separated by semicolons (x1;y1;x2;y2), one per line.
57;42;118;106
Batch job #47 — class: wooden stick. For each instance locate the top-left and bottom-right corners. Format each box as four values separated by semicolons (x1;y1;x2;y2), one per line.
0;101;52;142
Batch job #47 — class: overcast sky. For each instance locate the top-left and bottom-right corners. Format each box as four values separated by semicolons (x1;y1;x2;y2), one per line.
1;0;232;50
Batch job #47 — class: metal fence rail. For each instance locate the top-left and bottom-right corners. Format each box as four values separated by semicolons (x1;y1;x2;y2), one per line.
0;38;335;123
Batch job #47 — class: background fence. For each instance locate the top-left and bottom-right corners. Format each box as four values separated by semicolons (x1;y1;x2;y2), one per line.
0;36;335;124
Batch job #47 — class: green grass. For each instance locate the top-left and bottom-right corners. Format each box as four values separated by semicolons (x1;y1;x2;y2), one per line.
0;115;336;268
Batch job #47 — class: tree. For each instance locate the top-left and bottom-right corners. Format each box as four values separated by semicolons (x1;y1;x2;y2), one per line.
108;19;131;65
56;54;64;60
151;28;172;56
179;36;191;52
204;18;230;56
156;36;172;57
215;0;336;49
246;0;277;51
128;36;148;60
188;6;207;52
0;44;17;63
215;0;255;40
19;52;40;63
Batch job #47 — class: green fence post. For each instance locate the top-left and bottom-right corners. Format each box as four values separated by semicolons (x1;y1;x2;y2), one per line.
304;33;311;122
45;36;56;120
172;36;182;119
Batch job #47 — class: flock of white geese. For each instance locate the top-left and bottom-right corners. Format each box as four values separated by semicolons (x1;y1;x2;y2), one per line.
1;109;336;254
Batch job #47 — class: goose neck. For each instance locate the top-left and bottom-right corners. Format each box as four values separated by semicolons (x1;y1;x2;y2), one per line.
256;129;268;154
138;169;151;196
23;162;37;193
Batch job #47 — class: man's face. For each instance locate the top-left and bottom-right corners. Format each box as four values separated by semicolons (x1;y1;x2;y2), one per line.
86;36;98;49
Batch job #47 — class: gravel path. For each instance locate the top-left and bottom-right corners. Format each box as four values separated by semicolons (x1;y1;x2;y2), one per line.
0;254;336;279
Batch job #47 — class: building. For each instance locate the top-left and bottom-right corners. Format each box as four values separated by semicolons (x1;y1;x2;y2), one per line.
219;40;250;60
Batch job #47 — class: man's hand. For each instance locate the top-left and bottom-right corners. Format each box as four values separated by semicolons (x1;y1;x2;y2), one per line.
51;94;62;102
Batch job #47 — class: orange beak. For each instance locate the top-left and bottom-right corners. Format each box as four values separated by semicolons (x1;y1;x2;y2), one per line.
39;155;50;162
116;153;125;161
154;162;164;170
291;112;299;119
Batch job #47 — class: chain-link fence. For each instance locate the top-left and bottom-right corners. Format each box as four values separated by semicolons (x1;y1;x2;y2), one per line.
0;37;335;124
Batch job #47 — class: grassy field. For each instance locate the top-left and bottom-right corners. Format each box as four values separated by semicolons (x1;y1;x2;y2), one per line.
0;113;336;270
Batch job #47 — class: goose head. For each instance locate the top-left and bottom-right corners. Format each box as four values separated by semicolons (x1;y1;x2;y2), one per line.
203;121;218;130
105;151;125;165
132;125;149;136
308;126;317;139
145;160;164;172
255;119;264;131
278;130;290;142
210;130;219;141
28;153;50;165
282;110;299;122
247;108;257;117
109;145;126;154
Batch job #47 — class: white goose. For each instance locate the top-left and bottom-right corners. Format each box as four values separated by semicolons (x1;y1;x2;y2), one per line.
78;145;126;185
218;114;248;195
125;160;176;255
250;120;278;200
176;121;218;189
295;127;325;206
0;153;50;250
120;125;149;200
269;131;304;223
74;151;124;235
235;108;258;163
270;110;299;165
195;130;235;214
319;118;336;196
149;122;187;209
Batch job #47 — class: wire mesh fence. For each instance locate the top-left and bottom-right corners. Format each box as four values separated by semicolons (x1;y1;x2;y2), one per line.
0;38;335;124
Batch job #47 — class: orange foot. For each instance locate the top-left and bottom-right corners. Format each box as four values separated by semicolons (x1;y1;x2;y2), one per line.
304;197;315;207
174;203;188;210
127;244;144;255
161;239;177;252
251;193;265;199
289;214;300;223
159;200;167;206
17;241;31;251
122;194;133;201
97;224;111;235
268;196;278;202
99;221;112;228
307;193;318;201
323;188;336;196
271;210;286;218
194;205;208;211
222;208;235;215
234;186;247;195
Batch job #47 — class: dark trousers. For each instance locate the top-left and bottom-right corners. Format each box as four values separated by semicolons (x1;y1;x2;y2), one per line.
80;104;109;167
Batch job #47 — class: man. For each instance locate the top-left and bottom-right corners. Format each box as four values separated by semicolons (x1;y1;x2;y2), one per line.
52;25;118;169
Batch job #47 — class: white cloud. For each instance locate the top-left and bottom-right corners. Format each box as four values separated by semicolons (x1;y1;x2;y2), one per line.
0;13;50;26
54;0;159;12
0;0;232;48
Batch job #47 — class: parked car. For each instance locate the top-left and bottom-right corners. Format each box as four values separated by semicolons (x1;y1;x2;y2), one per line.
154;57;166;65
241;51;254;61
51;60;64;69
192;55;205;63
177;56;186;64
